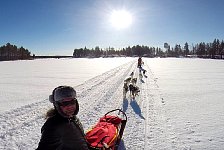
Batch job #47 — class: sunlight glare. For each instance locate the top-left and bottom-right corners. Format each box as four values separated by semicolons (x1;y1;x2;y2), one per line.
109;10;133;30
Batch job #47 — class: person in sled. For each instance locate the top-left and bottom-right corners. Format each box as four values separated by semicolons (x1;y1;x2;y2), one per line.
36;85;89;150
137;57;146;74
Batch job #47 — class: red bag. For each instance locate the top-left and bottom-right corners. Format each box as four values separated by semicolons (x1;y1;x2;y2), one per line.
86;115;122;149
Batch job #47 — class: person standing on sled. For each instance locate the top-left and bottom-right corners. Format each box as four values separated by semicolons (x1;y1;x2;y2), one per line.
36;86;89;150
137;57;143;68
137;57;146;74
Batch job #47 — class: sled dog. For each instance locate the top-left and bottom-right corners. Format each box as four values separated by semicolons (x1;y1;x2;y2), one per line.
130;71;134;77
124;77;132;83
123;72;140;98
131;77;137;85
123;82;129;98
129;83;140;98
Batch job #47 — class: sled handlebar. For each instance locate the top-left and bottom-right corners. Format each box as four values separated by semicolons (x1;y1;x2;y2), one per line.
104;109;127;121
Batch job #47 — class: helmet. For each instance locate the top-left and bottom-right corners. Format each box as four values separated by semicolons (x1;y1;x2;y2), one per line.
49;86;79;118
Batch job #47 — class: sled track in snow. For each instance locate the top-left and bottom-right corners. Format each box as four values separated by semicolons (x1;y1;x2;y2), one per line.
121;64;151;149
120;61;176;150
138;64;151;150
0;99;52;149
76;61;137;128
134;61;180;150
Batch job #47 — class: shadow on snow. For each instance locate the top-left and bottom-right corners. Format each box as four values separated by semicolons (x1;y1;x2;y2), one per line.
122;98;145;120
130;99;145;119
122;98;128;112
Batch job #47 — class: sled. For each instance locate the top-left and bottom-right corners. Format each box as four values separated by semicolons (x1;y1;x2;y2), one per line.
85;109;127;150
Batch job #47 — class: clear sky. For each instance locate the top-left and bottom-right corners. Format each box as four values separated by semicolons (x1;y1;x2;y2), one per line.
1;0;224;56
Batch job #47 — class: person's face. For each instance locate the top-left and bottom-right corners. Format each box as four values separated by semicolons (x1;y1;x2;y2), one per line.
58;98;77;117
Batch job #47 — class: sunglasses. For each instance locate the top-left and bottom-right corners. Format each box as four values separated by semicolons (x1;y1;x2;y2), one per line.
58;98;77;107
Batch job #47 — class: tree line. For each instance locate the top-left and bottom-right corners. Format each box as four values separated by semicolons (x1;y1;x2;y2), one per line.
0;43;32;61
73;39;224;59
1;38;224;61
73;45;164;58
165;39;224;59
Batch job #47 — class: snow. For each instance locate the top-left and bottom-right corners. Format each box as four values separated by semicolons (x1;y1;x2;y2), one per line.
0;57;224;150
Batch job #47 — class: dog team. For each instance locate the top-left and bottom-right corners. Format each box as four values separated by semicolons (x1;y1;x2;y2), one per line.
123;57;147;99
123;72;140;99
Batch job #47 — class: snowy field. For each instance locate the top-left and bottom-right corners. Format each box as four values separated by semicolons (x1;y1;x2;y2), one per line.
0;58;134;113
0;57;224;150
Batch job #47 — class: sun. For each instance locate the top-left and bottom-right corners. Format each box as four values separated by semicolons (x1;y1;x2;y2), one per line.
109;10;133;30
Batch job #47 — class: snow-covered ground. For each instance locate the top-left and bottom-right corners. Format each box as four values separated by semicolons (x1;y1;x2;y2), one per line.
0;57;224;150
0;58;134;113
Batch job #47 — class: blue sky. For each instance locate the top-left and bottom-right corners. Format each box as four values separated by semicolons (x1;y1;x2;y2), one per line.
1;0;224;55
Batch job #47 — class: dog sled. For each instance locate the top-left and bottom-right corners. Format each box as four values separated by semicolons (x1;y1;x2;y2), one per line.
85;109;127;150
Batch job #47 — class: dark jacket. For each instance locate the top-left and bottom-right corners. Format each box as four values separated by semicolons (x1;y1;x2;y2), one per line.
36;111;89;150
138;57;142;67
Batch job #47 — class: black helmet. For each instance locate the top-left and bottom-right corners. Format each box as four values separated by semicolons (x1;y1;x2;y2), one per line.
49;86;79;118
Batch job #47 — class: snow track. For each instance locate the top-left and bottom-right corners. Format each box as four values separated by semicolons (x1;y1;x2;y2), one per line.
0;60;176;150
0;100;51;149
77;61;136;127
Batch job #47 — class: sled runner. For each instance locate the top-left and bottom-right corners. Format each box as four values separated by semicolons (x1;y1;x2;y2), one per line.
85;109;127;150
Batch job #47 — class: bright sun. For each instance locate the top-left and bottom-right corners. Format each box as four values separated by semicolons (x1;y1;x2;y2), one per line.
109;10;133;30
